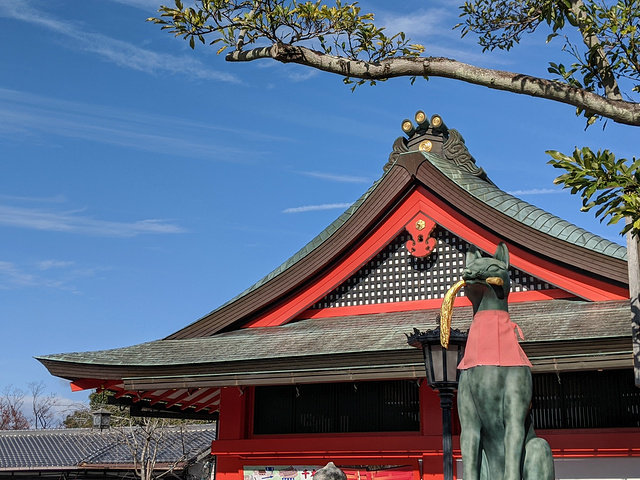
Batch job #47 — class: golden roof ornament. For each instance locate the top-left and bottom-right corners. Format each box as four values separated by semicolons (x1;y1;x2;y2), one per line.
385;110;492;184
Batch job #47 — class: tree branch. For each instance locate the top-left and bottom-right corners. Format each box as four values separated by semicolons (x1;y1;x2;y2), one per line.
226;44;640;126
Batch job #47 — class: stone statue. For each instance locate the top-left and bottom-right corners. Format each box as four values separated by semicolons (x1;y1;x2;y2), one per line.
443;243;555;480
313;463;347;480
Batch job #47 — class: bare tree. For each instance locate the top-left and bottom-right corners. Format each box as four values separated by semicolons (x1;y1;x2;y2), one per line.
117;417;192;480
0;386;30;430
28;381;60;429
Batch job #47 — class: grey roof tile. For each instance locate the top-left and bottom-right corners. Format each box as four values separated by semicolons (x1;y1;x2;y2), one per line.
37;300;631;368
0;425;216;470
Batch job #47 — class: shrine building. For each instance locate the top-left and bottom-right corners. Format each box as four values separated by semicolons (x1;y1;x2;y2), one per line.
37;111;640;480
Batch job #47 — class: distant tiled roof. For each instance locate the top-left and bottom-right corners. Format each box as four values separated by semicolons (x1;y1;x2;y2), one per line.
0;424;216;470
38;299;631;368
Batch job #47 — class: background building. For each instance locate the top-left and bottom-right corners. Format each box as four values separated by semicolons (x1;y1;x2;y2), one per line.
0;423;216;480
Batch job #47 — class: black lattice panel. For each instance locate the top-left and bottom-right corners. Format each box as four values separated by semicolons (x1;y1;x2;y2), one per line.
310;227;553;309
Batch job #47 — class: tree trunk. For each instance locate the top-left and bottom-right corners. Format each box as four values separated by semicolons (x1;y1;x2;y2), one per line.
627;227;640;387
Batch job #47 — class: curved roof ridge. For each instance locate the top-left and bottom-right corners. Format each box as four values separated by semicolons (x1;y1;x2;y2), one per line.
180;168;394;329
422;152;627;260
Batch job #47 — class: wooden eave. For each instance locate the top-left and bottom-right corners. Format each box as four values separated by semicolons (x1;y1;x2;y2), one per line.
38;300;633;391
112;336;637;389
38;338;632;391
37;338;633;390
166;163;417;340
166;151;628;340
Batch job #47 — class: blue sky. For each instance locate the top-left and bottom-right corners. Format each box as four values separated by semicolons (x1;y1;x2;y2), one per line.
0;0;637;416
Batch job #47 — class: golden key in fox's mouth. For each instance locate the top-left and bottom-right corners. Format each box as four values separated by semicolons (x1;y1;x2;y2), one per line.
439;279;465;348
439;276;505;348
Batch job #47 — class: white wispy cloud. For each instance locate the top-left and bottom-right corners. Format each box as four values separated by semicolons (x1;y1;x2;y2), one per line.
377;9;454;40
288;69;320;82
282;203;353;213
0;255;110;292
106;0;163;11
36;260;76;271
0;87;290;159
0;202;185;237
0;1;239;83
0;261;72;291
375;6;512;66
507;188;563;196
297;171;371;183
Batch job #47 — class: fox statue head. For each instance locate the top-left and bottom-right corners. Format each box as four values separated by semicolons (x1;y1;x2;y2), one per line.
463;242;511;314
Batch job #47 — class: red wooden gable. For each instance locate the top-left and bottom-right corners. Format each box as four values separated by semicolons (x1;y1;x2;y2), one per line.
246;186;627;329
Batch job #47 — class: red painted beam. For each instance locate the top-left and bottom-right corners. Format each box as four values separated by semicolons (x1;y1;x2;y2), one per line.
210;430;640;459
70;378;123;392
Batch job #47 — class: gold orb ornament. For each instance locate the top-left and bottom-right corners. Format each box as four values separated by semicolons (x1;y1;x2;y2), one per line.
419;140;433;152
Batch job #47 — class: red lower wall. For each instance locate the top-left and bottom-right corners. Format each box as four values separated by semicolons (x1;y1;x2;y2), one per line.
213;386;640;480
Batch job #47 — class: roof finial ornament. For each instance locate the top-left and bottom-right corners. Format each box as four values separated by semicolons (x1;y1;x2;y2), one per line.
386;111;491;184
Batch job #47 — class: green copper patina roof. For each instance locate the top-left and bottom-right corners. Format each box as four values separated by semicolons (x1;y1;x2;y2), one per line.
210;149;625;313
420;151;627;261
173;129;627;334
37;299;631;368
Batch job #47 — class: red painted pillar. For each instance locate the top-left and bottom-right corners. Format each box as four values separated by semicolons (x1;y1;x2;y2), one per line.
216;456;243;480
215;387;250;480
217;386;249;440
420;382;442;437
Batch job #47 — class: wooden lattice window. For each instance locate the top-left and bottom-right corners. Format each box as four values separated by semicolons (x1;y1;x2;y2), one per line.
532;369;640;429
253;380;420;434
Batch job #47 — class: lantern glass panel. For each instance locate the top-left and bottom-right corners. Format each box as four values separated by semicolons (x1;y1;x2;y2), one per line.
430;344;445;383
446;345;460;382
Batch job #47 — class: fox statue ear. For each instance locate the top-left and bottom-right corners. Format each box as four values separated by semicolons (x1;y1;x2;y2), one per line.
493;242;510;268
466;245;483;265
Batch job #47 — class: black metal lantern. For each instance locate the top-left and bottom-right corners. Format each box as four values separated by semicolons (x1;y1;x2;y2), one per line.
92;408;112;430
407;325;467;480
412;326;467;390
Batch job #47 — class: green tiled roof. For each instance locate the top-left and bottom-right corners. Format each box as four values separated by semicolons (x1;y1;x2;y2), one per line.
182;148;626;329
37;299;631;368
421;151;627;260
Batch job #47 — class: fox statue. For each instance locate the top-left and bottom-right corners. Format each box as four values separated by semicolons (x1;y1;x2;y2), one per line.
454;243;554;480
